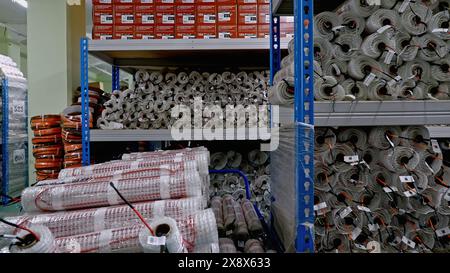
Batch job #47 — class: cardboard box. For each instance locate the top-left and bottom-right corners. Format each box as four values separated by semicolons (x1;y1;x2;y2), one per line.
114;0;134;3
217;0;236;4
238;0;257;4
155;25;175;39
258;0;270;3
218;25;237;38
217;5;237;25
258;4;270;24
176;25;197;39
135;25;155;39
114;25;135;39
93;25;114;40
176;5;196;25
238;4;257;25
280;22;294;38
197;4;217;25
237;24;257;38
93;0;112;4
93;4;113;25
257;24;269;38
197;25;217;39
155;0;175;3
114;4;135;25
156;4;175;25
135;4;155;25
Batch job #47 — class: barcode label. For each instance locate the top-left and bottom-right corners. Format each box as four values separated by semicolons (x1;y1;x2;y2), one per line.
399;0;411;13
339;207;352;219
219;32;231;39
219;12;231;21
384;50;395;64
363;73;376;86
204;14;216;23
357;205;371;212
183;15;195;24
383;186;398;193
161;35;174;39
245;15;257;24
100;35;113;40
399;176;414;183
244;34;257;39
182;35;196;39
141;35;154;40
100;14;113;24
121;14;134;23
403;189;417;197
344;155;359;163
432;28;449;33
402;236;415;248
147;236;166;246
120;35;133;40
203;34;216;39
163;15;175;24
436;227;450;237
13;149;25;164
431;139;441;154
314;202;327;211
265;14;270;24
142;15;154;24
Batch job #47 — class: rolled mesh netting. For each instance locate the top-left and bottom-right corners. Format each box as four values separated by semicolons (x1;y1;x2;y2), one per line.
430;56;450;82
361;32;396;59
0;197;205;238
405;229;436;253
55;209;219;253
21;170;203;212
337;128;368;150
408;187;441;215
315;162;338;192
330;143;357;173
339;11;366;36
319;229;350;253
338;168;370;193
417;34;448;62
379;146;420;173
395;32;420;62
314;12;343;41
332;207;365;235
369;167;396;192
398;60;431;82
437;188;450;215
361;147;381;170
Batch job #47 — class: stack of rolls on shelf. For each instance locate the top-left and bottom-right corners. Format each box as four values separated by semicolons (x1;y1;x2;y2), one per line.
30;115;63;181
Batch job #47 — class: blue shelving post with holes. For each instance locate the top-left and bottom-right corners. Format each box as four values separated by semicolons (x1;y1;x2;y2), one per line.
80;37;90;166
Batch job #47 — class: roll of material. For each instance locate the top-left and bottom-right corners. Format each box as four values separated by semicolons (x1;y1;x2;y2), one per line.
400;126;431;150
348;55;383;81
210;153;228;170
314;37;334;64
397;80;424;100
333;34;362;61
418;211;449;230
399;60;431;81
314;76;346;101
314;12;343;41
405;229;436;253
395;32;420;62
9;225;56;253
344;0;380;18
323;59;349;82
139;217;187;253
437;188;450;215
315;162;337;192
430;57;450;82
211;196;224;234
366;9;401;33
241;199;263;235
368;126;402;149
417;34;448;62
430;10;450;40
341;79;369;101
401;3;433;36
338;168;369;193
233;201;249;240
331;143;358;173
219;238;237;253
362;148;381;170
408;187;440;215
332;207;365;235
244;239;265;253
248;150;269;166
380;146;420;173
338;128;368;150
339;11;366;36
417;150;443;176
315;128;337;153
320;229;349;253
361;32;396;59
222;194;236;230
269;77;295;105
370;168;396;193
393;170;429;194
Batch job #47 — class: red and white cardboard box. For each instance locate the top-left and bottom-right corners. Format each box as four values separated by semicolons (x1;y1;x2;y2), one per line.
93;25;114;40
257;24;269;38
237;24;257;38
135;4;155;25
280;22;294;38
114;25;135;39
237;0;257;4
93;0;112;4
155;25;175;39
217;5;237;25
197;25;217;39
238;4;257;25
258;0;270;3
197;4;217;25
93;4;113;25
217;0;236;4
258;4;270;24
114;4;135;25
176;25;197;39
176;5;196;25
218;25;237;38
135;25;155;39
156;4;175;25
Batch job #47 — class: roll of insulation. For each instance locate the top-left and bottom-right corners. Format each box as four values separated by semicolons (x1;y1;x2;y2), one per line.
393;170;429;194
314;76;346;101
314;12;343;41
345;0;380;18
314;37;334;64
437;187;450;215
269;77;295;105
408;187;440;215
401;3;433;35
400;126;430;149
337;128;368;150
320;229;349;253
354;190;382;212
315;128;337;153
210;153;228;170
323;59;349;82
338;168;370;193
348;55;383;81
395;32;420;62
368;126;402;149
361;32;396;59
223;194;236;230
333;34;362;61
10;225;56;253
362;148;381;170
139;217;187;253
315;162;337;192
419;211;449;230
427;82;449;100
341;79;368;101
399;60;431;81
429;10;450;40
339;11;366;36
331;143;360;173
135;70;150;83
431;57;450;82
397;80;424;100
248;150;269;166
332;207;365;235
219;238;237;253
366;9;401;33
417;34;448;62
419;150;443;176
380;146;420;173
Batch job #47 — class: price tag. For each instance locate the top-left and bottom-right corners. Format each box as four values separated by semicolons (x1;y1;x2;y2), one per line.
147;236;166;246
245;15;257;24
432;28;449;34
369;223;380;231
351;227;362;240
339;207;352;219
357;205;371;212
332;25;345;32
435;227;450;237
13;101;25;115
314;202;327;211
384;50;395;64
377;25;392;34
218;12;231;22
383;186;398;193
403;189;417;197
431;139;441;154
183;15;195;24
399;0;411;13
366;0;381;5
13;149;25;164
363;73;376;86
402;236;416;249
399;176;414;183
163;14;175;24
344;155;359;163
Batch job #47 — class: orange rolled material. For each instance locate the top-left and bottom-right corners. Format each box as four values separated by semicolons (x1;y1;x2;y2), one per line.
33;145;64;159
30;115;61;130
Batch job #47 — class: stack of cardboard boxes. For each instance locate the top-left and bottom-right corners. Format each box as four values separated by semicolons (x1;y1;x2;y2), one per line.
92;0;293;40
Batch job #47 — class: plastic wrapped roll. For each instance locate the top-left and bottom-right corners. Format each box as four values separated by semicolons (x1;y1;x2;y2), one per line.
380;146;420;173
314;37;334;64
337;128;368;150
417;34;448;62
344;0;380;18
315;128;336;153
361;32;395;59
401;3;433;35
395;32;420;62
269;77;294;105
320;229;349;253
400;126;430;150
366;9;401;33
241;199;263;235
341;79;368;101
332;207;365;235
348;55;383;81
368;126;402;149
219;238;237;253
429;11;450;40
314;76;346;101
399;60;431;81
9;225;57;253
431;56;450;82
339;11;366;36
338;168;369;193
408;187;440;215
405;229;435;253
233;201;249;240
222;194;236;230
330;143;357;173
314;12;343;41
139;217;187;253
210;196;224;234
323;59;348;82
315;162;337;192
333;34;362;61
244;239;265;253
397;80;424;100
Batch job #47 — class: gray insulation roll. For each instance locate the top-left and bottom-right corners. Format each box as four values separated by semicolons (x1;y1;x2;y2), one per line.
348;55;383;80
315;162;337;192
398;60;431;81
431;56;450;82
333;33;362;61
429;10;450;40
368;126;402;149
314;76;346;101
361;32;396;59
269;77;294;105
368;80;398;101
341;79;369;101
337;128;368;150
339;11;366;36
417;34;448;62
366;8;401;33
380;146;420;173
344;0;380;18
314;37;334;64
323;59;349;82
400;126;431;149
400;3;433;36
314;12;343;41
395;32;420;62
338;168;369;193
315;128;337;153
331;143;357;173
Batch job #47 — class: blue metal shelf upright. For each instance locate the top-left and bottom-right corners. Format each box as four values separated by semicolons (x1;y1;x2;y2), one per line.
270;0;315;252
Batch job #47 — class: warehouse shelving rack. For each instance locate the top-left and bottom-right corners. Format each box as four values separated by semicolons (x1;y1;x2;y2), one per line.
270;0;450;252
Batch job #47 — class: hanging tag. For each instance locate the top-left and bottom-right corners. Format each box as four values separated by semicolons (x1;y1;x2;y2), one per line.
357;205;371;212
340;207;353;219
435;227;450;237
147;236;166;246
344;155;359;163
403;189;417;197
351;227;362;240
399;0;411;13
369;223;380;231
431;140;441;154
432;28;449;34
354;243;367;250
383;186;398;193
314;202;327;211
332;64;341;76
385;133;395;148
377;25;392;34
399;176;414;183
384;50;395;64
363;73;376;86
402;236;416;249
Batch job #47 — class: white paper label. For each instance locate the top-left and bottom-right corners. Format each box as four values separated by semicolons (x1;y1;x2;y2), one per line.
351;227;362;240
432;28;449;34
142;15;154;24
163;14;175;24
100;14;113;24
147;236;166;246
403;189;417;197
99;0;112;3
182;35;196;39
162;0;174;3
366;0;381;5
435;227;450;237
383;186;398;193
183;15;195;24
399;0;411;13
13;149;25;164
363;73;376;86
332;25;345;32
314;202;327;211
399;176;414;183
384;50;395;64
245;15;257;24
340;207;352;219
431;139;441;154
265;14;270;24
226;230;233;236
344;155;359;163
161;35;174;39
354;243;367;250
244;34;257;39
203;34;216;39
204;14;216;23
120;35;133;40
12;101;25;115
244;0;257;2
219;12;231;22
357;205;371;212
402;236;416;248
369;223;380;231
219;32;232;39
121;14;134;23
377;25;392;34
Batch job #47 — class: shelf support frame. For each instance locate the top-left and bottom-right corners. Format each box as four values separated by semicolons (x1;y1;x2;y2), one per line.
1;78;9;205
80;37;90;166
112;66;120;91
